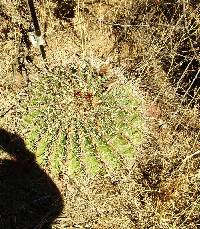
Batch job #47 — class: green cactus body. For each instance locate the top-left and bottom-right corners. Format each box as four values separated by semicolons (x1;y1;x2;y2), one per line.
67;129;82;176
18;62;144;178
35;131;52;165
24;127;40;150
92;134;121;171
80;131;103;176
108;135;135;159
50;131;66;174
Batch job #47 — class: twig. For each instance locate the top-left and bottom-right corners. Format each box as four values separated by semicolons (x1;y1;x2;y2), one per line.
179;150;200;170
0;105;16;118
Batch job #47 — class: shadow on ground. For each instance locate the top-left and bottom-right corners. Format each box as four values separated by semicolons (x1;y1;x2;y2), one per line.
53;0;76;20
0;128;63;229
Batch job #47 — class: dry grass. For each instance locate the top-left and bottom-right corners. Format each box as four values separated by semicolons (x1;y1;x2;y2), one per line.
0;0;200;228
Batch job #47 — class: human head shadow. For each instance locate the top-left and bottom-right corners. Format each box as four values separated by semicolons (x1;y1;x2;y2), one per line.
0;128;63;229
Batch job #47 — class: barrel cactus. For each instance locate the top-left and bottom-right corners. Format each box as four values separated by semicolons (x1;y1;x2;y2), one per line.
18;61;144;177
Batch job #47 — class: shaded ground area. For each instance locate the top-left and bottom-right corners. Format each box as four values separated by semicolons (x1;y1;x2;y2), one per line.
53;0;76;20
0;129;63;229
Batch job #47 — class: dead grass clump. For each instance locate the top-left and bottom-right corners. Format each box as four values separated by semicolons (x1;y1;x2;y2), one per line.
113;0;200;106
110;0;200;228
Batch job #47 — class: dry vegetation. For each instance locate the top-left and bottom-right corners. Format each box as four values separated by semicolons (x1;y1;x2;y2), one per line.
0;0;200;228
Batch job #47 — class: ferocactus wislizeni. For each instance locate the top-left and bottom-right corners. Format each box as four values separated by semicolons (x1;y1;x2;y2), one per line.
19;61;144;177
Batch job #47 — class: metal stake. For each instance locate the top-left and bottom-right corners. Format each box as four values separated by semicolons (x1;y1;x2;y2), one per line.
27;0;46;60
